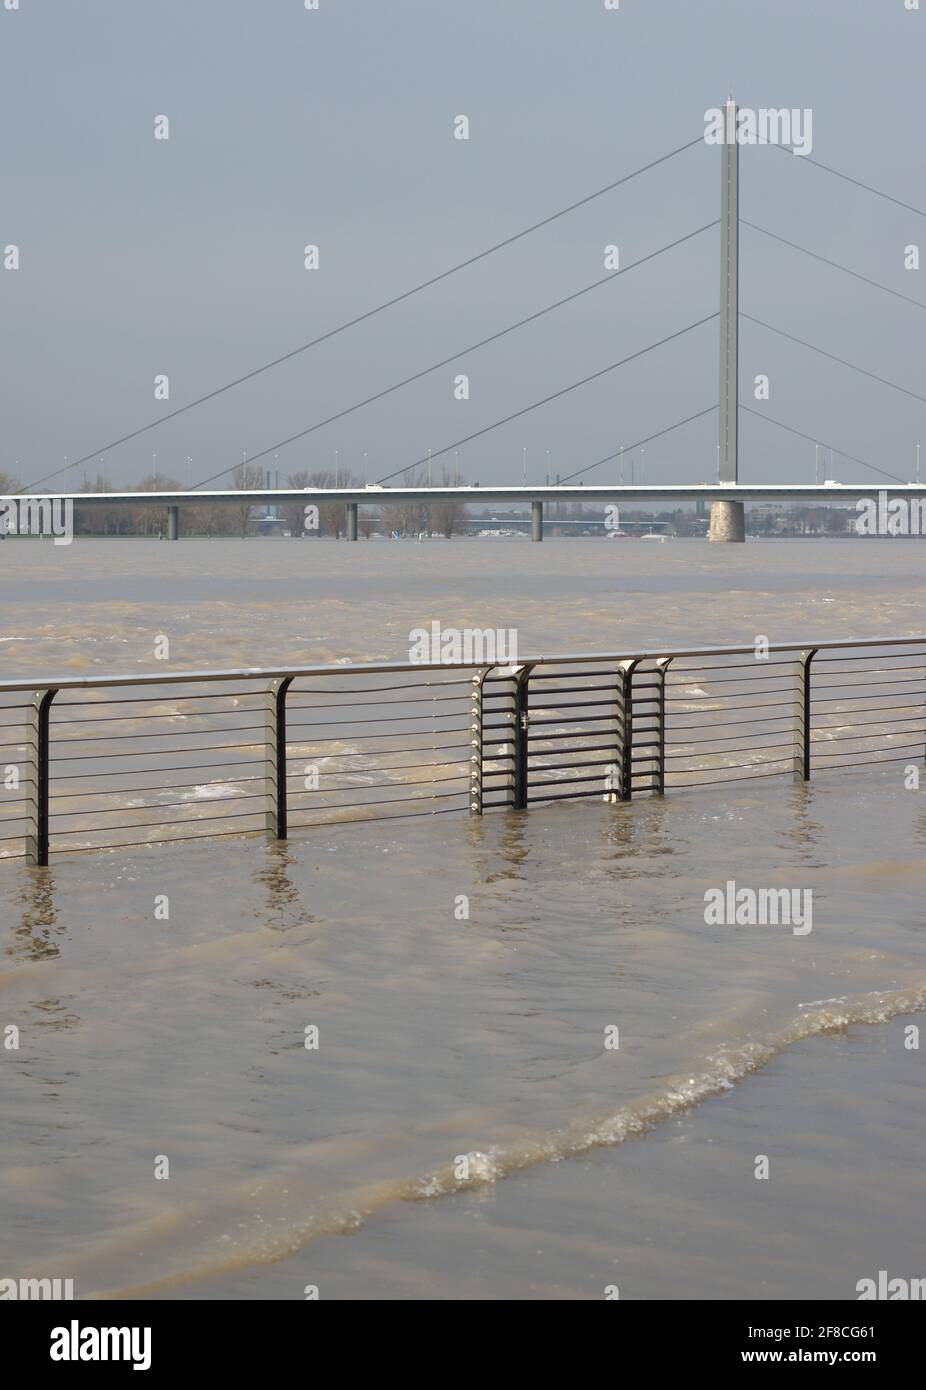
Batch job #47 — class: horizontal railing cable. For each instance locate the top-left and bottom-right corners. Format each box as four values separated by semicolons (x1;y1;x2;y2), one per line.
3;636;926;862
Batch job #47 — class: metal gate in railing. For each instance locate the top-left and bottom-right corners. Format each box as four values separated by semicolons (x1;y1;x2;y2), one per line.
0;635;924;864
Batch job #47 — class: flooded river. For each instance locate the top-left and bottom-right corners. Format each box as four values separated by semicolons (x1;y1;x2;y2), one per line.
1;537;924;1298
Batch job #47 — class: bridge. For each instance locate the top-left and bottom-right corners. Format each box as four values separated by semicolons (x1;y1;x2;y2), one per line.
20;482;920;542
11;100;924;544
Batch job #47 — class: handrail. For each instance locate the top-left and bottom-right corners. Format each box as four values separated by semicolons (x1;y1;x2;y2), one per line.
1;634;925;694
1;634;924;866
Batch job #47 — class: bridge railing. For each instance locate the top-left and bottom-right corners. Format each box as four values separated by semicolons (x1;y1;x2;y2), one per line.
0;635;923;864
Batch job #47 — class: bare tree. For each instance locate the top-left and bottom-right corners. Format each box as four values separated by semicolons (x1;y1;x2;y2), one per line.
282;468;360;538
280;470;314;538
319;469;358;538
0;471;20;541
380;468;430;537
131;474;182;536
231;462;266;537
824;508;850;536
74;476;128;535
186;499;238;536
428;469;466;538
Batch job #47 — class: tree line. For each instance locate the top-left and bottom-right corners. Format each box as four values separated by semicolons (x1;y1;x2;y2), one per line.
0;465;467;538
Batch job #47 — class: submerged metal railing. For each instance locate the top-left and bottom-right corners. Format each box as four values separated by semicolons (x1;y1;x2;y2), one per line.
0;635;923;864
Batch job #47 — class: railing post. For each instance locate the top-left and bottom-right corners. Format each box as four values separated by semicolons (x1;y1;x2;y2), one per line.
469;672;485;815
493;668;519;807
265;677;293;838
618;660;638;800
604;665;622;803
512;665;532;809
25;688;57;866
795;649;817;781
654;656;672;794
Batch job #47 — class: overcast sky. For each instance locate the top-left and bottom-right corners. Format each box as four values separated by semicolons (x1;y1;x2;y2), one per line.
1;0;924;493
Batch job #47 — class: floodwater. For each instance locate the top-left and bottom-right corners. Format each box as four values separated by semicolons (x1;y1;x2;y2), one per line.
1;537;925;1299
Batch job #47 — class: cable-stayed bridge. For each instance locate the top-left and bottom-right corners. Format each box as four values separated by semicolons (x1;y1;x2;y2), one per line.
10;101;926;544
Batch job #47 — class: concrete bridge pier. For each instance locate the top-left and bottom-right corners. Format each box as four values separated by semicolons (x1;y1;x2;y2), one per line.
167;505;179;541
708;499;745;543
346;501;358;541
531;499;543;542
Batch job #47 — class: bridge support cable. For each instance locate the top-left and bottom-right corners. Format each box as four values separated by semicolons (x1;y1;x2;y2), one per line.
20;137;704;496
742;222;926;315
373;315;718;486
743;314;926;408
770;143;926;221
187;220;719;492
555;405;718;485
741;405;907;486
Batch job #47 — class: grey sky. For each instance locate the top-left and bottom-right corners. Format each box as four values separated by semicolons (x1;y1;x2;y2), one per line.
1;0;924;493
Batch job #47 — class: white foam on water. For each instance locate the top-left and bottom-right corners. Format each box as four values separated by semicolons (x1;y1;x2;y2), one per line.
89;977;926;1300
